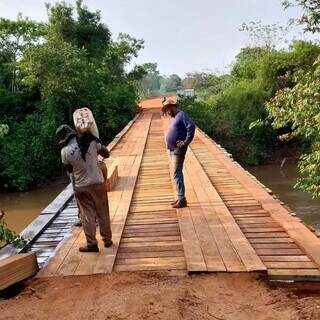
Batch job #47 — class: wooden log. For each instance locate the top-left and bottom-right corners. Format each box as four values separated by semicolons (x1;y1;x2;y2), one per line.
0;253;39;290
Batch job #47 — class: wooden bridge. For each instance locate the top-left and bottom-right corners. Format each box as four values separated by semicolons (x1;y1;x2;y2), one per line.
2;97;320;281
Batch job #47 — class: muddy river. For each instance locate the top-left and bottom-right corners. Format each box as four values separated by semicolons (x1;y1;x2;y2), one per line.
0;181;67;234
248;162;320;231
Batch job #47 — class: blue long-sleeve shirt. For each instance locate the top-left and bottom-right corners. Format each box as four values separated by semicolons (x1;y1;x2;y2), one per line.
166;111;196;151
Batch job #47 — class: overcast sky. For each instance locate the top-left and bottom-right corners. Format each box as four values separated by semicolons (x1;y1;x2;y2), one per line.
0;0;313;76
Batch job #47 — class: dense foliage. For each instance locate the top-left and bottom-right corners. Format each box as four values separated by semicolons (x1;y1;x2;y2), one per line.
0;1;144;191
267;56;320;196
262;1;320;197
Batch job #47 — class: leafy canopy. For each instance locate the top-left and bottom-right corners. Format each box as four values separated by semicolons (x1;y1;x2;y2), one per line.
0;1;144;191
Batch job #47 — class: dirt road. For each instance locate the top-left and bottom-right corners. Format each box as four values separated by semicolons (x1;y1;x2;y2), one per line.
1;272;320;320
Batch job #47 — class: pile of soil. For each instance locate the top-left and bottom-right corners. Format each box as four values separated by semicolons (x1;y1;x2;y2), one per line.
1;272;320;320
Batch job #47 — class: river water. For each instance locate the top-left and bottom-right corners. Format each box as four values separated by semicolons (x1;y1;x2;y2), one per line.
1;163;320;234
0;181;67;234
248;162;320;231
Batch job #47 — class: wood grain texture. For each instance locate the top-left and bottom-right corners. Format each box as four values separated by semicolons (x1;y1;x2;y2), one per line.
0;253;39;290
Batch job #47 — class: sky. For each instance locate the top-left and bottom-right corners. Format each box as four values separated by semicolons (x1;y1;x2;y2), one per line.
0;0;313;76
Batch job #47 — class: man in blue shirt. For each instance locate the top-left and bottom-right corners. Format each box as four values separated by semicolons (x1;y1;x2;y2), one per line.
163;99;196;208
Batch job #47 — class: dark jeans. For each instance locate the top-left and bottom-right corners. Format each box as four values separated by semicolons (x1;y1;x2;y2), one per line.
170;147;187;201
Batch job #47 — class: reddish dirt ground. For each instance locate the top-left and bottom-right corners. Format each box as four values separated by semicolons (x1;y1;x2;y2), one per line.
1;272;320;320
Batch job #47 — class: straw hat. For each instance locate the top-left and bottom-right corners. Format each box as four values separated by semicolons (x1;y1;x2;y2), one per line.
162;98;177;109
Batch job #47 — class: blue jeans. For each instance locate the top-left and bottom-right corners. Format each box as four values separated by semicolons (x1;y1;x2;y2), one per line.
170;147;187;201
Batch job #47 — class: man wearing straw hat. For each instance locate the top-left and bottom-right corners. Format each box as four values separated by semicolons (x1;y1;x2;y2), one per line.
162;99;195;208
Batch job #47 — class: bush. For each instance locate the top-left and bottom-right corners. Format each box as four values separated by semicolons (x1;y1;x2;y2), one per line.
0;1;143;190
1;113;59;190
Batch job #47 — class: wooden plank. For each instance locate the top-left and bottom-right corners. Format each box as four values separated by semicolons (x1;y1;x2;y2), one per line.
119;244;183;253
264;261;317;269
249;238;294;244
183;164;226;272
246;232;289;238
252;243;298;249
255;249;303;256
114;262;186;272
117;251;184;259
106;164;118;192
268;269;320;280
122;230;180;237
183;149;253;272
93;114;152;274
74;242;104;276
261;256;311;262
127;217;177;223
41;184;74;214
56;247;83;276
162;121;206;272
120;241;182;248
124;224;179;231
241;228;284;233
115;256;185;265
0;253;39;290
121;236;181;243
197;129;320;270
109;156;136;221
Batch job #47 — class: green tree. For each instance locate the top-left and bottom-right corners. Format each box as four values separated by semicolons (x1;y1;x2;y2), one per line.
0;1;144;190
0;14;44;92
138;63;161;97
283;0;320;32
160;74;182;93
266;55;320;197
240;21;290;50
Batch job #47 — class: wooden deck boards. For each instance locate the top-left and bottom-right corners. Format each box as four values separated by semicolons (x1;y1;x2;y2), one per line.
35;98;320;281
114;113;186;272
190;131;320;280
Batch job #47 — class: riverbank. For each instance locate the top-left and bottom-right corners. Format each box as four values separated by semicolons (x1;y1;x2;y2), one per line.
1;272;320;320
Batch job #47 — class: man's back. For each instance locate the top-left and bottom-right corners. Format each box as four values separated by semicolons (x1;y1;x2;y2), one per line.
61;137;104;188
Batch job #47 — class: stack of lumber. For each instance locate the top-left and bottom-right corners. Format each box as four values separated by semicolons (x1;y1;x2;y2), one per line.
0;253;39;290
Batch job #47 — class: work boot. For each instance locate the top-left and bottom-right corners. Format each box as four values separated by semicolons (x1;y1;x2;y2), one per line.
171;199;178;205
79;244;99;252
172;198;187;208
104;240;113;248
